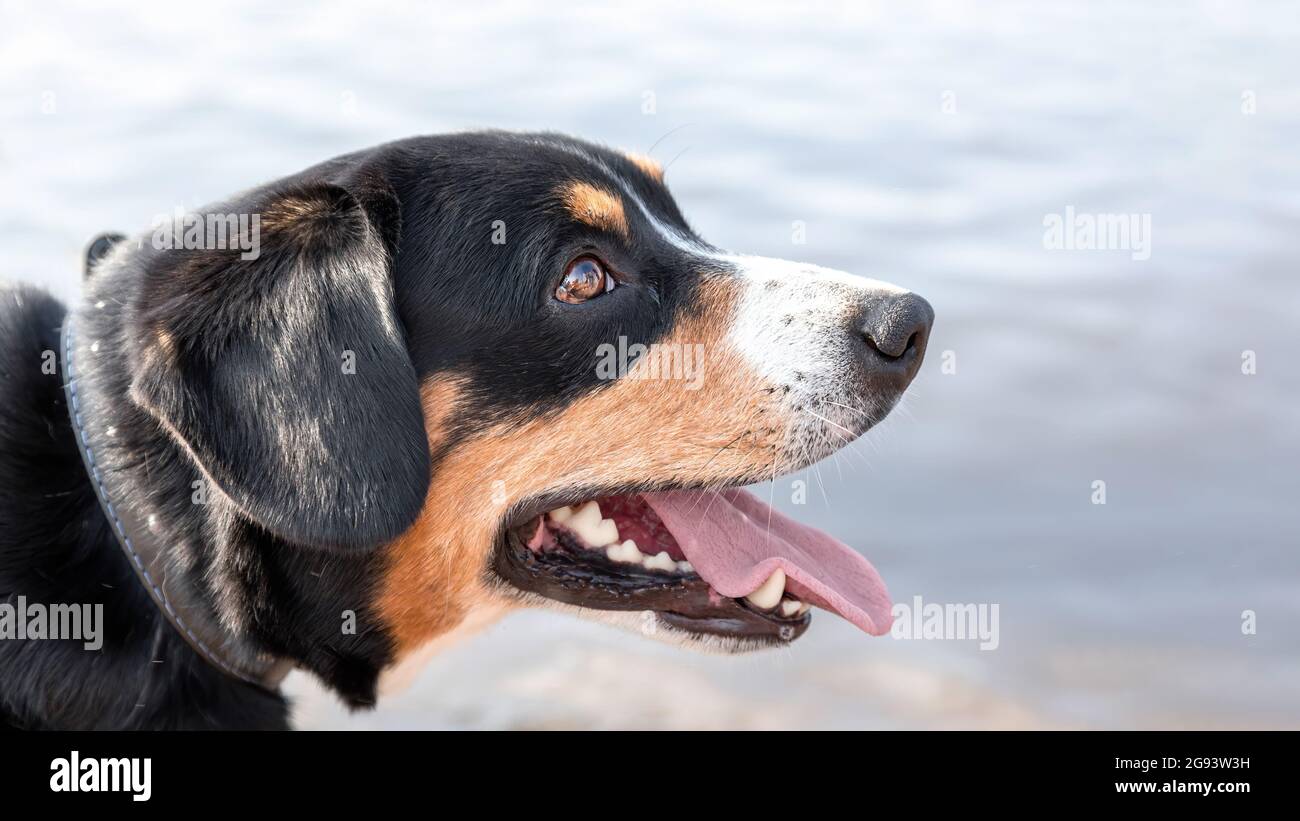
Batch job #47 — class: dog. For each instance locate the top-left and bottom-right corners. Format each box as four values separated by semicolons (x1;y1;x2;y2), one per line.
0;132;932;729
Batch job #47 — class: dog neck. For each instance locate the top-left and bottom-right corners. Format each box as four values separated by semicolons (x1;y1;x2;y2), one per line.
63;246;398;712
61;314;292;690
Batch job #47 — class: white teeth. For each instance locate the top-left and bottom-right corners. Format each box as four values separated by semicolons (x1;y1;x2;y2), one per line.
643;551;676;572
547;506;574;524
745;568;786;610
566;500;620;547
607;539;644;564
676;560;694;574
588;518;621;547
798;602;812;615
567;500;601;529
780;598;802;617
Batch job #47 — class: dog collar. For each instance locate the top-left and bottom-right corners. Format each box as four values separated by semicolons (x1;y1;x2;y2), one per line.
61;315;292;692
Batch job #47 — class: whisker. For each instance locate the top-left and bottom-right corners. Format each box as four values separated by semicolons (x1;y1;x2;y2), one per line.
646;123;695;156
803;408;855;438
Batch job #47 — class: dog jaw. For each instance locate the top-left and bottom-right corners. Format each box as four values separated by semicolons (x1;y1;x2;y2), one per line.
374;256;923;672
376;275;787;663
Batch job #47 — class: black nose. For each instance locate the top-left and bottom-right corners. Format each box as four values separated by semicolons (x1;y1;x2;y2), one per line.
858;291;933;376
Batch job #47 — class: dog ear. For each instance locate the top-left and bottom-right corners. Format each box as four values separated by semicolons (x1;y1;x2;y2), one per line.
128;171;429;551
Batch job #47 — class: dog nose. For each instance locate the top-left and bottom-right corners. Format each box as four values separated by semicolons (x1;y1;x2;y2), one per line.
858;291;933;377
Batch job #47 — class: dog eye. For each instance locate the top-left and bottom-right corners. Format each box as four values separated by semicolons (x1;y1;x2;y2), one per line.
555;256;615;304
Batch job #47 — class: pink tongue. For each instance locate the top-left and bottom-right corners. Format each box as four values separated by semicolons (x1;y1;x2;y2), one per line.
642;489;893;636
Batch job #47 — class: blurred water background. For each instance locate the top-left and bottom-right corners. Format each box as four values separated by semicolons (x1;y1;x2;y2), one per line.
2;0;1297;728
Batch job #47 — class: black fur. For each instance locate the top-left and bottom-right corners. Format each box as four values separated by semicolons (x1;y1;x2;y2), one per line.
0;286;288;728
0;132;711;728
129;177;430;550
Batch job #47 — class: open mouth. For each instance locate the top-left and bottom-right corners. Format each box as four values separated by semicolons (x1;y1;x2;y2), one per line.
495;488;893;648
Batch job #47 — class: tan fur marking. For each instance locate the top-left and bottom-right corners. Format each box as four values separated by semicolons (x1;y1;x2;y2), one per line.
154;329;176;359
624;152;665;183
259;195;329;230
378;277;786;658
376;378;485;654
558;181;630;238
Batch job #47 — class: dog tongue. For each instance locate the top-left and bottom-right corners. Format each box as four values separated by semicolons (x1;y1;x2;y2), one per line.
642;489;893;636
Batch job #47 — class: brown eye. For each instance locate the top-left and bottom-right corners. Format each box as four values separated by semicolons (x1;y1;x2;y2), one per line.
555;256;615;304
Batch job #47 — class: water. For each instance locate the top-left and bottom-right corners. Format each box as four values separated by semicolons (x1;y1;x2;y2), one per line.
3;0;1297;729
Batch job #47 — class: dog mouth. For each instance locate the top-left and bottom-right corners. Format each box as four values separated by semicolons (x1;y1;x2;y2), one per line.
494;488;893;648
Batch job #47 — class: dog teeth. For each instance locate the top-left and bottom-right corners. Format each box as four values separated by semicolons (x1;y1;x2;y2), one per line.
642;551;676;572
546;502;695;576
780;598;803;617
567;500;601;532
607;539;644;564
586;519;620;547
566;501;620;547
798;602;811;615
745;568;786;610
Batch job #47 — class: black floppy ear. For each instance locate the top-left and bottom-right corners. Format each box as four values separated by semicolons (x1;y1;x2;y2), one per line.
128;172;429;550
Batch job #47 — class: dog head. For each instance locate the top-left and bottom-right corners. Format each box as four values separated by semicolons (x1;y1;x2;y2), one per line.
119;132;932;693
